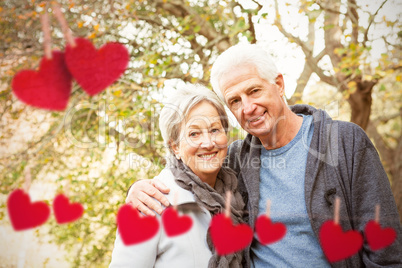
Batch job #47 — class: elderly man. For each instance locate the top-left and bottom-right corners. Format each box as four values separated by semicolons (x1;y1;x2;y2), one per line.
126;43;401;267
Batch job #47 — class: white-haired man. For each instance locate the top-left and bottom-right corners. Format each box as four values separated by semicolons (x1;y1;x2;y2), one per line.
126;43;401;267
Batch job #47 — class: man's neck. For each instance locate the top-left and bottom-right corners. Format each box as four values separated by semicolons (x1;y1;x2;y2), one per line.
259;109;303;150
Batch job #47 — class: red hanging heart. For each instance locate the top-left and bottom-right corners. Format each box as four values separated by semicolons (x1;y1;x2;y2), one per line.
7;189;51;231
12;51;72;111
117;204;159;245
319;221;363;263
53;194;84;224
210;213;253;255
161;207;193;237
255;215;286;245
364;220;396;251
65;38;129;96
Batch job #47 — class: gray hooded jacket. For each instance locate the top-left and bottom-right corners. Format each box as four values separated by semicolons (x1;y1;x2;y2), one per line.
226;104;402;267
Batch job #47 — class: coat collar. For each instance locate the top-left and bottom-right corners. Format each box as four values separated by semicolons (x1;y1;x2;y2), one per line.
156;168;196;206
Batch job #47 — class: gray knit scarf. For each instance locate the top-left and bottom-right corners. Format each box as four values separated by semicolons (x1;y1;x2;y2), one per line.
168;156;246;268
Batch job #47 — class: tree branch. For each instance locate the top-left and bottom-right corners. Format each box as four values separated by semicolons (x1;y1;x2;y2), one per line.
363;0;389;46
382;36;402;50
273;0;336;86
155;0;230;51
373;112;401;124
323;0;345;85
367;121;394;169
247;11;256;44
288;7;317;104
347;0;359;43
314;0;346;15
289;62;313;105
236;1;262;44
250;0;263;10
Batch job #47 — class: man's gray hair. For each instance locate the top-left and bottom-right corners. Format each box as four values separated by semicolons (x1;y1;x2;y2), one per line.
210;43;280;102
159;84;229;158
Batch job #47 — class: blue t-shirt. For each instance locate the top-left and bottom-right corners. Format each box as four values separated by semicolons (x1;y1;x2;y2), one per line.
251;114;330;267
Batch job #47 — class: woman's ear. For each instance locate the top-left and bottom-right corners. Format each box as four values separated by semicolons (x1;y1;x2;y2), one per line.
170;141;180;157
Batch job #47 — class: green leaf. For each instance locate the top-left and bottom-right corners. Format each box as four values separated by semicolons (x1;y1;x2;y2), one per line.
194;25;201;33
323;24;335;30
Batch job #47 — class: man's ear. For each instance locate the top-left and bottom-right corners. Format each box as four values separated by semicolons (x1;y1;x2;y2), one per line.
275;74;285;97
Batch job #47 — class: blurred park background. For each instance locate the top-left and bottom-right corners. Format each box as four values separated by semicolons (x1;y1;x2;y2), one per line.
0;0;401;267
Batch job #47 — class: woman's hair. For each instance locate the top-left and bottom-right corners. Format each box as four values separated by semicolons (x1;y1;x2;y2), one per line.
159;84;229;159
210;43;279;102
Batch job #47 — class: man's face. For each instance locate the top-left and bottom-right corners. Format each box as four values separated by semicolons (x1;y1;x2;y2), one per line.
219;64;286;140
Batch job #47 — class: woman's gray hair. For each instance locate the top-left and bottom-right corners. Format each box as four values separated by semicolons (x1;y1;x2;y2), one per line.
159;84;229;159
210;43;280;102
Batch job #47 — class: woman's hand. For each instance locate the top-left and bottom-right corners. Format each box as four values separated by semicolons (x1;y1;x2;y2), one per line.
125;180;171;216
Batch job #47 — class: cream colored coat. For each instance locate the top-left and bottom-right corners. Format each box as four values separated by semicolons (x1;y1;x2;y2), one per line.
109;168;213;268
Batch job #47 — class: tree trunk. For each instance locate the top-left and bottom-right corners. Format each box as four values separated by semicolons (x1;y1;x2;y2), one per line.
390;109;402;223
391;141;402;223
288;63;312;105
347;79;375;130
367;111;402;223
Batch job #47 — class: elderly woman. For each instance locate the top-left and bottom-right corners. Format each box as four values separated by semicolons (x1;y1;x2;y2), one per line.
109;84;246;267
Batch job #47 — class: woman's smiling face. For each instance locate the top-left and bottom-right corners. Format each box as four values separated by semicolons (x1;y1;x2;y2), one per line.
172;101;228;187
